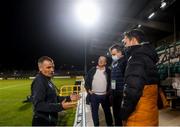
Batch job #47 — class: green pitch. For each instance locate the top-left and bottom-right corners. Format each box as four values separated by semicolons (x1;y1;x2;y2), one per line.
0;78;76;126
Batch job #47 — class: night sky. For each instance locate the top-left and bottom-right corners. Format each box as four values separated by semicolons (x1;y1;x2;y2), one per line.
1;0;178;71
1;0;87;71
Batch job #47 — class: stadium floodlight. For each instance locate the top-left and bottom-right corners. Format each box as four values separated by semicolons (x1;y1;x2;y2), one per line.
160;1;167;9
138;24;141;28
74;0;100;77
75;0;100;27
148;12;155;19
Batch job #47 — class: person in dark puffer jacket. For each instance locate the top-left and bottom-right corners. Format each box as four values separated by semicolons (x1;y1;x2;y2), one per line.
121;29;159;126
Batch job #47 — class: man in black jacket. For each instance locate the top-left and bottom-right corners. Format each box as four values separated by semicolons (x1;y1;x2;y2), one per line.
121;29;159;126
109;44;127;126
31;56;79;126
85;56;113;126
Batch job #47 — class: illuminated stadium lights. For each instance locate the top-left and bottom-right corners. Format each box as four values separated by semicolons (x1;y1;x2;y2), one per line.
148;12;155;19
74;1;101;77
138;24;142;28
75;0;100;27
91;61;95;64
160;1;167;9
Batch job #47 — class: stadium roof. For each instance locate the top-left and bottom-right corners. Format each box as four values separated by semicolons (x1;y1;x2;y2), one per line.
86;0;178;59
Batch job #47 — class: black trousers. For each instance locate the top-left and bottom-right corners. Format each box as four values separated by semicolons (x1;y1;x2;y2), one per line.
32;115;57;126
112;90;123;126
90;94;113;126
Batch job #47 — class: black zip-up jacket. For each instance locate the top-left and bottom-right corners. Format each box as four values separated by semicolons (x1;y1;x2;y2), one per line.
31;73;70;122
85;66;111;94
121;43;159;120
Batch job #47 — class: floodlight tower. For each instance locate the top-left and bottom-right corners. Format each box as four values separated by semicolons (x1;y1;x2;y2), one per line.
75;0;100;77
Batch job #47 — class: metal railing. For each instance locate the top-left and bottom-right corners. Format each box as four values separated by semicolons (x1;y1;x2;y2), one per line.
58;79;86;127
59;85;81;96
73;80;86;127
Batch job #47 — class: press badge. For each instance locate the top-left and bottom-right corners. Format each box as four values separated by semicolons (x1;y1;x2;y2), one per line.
111;80;116;90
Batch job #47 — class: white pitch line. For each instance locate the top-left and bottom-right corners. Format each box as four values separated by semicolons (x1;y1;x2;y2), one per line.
0;84;28;90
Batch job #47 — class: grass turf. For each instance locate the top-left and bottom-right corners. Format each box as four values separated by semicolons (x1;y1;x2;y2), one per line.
0;78;76;126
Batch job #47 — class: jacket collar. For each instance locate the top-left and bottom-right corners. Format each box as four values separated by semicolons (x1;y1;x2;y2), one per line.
125;45;141;58
39;72;51;80
96;66;106;72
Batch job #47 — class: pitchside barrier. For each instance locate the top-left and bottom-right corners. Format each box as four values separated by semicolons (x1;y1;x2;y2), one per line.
73;79;86;127
59;78;86;127
29;76;82;80
29;76;71;80
0;76;83;80
59;85;83;96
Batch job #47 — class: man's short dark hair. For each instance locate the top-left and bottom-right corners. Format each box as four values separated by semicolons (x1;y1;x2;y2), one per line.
123;29;146;43
38;56;53;64
109;44;124;53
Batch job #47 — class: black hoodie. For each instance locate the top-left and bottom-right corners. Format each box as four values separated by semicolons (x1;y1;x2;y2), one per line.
121;43;159;120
